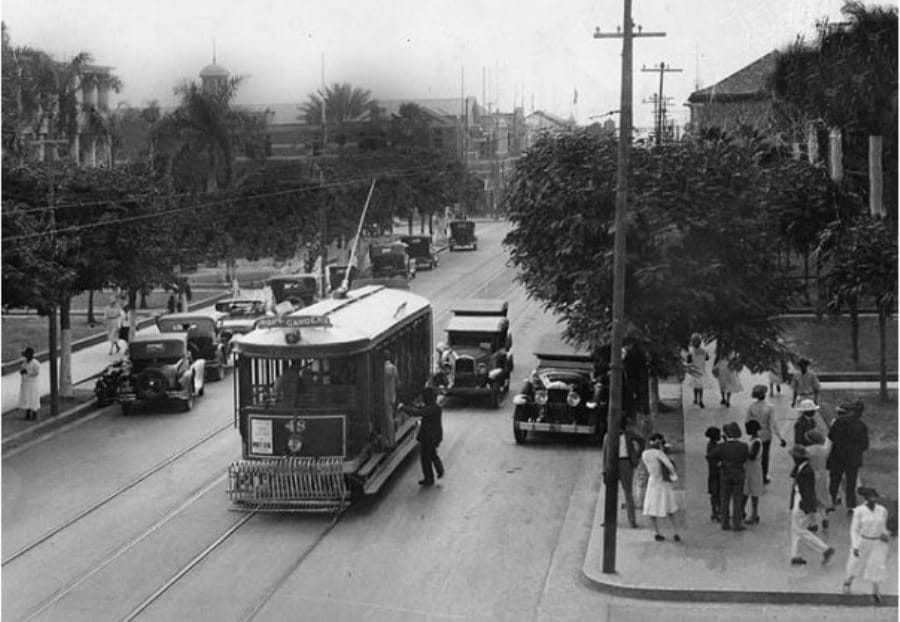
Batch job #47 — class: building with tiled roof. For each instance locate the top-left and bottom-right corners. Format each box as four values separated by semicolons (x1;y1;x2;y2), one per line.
686;51;780;134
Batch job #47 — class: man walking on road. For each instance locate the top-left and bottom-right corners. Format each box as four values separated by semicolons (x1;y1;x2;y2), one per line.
828;400;869;514
399;387;444;486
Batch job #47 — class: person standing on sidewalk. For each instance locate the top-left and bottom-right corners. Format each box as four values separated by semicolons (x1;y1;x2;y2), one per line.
793;399;828;446
705;426;723;522
18;347;40;420
827;400;869;515
742;420;765;525
103;298;122;355
398;387;444;486
713;350;742;407
641;433;682;542
687;333;709;408
745;384;787;484
711;422;749;531
790;358;820;407
804;429;833;528
843;487;892;604
118;304;132;347
602;416;644;528
789;445;835;566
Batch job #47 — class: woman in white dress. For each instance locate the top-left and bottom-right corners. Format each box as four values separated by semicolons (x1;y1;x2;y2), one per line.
843;487;892;604
103;298;122;355
687;333;709;408
713;350;743;407
18;347;40;420
641;433;681;542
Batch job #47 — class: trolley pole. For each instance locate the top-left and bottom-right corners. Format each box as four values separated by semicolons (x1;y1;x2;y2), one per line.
593;0;664;575
640;61;682;145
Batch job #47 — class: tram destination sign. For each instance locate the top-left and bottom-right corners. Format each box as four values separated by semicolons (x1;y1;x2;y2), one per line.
256;315;332;329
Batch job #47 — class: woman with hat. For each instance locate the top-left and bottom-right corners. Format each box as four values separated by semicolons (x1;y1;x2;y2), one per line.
793;399;828;447
843;487;891;604
18;347;40;420
640;433;682;542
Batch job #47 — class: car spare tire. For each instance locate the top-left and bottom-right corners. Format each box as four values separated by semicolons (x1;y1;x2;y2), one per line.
135;369;169;399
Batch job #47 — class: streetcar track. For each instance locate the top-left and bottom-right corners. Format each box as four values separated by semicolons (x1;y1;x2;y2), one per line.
21;470;230;622
3;420;234;567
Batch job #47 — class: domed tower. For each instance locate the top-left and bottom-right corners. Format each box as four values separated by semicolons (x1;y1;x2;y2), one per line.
200;46;229;95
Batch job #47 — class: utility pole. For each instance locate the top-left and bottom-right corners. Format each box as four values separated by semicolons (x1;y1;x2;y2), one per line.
641;61;682;145
641;93;674;143
593;0;664;575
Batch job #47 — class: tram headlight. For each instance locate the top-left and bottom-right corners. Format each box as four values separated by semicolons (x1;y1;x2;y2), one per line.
567;390;581;407
535;390;548;405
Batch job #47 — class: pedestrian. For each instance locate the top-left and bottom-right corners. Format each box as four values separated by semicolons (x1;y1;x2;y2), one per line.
768;355;790;397
711;422;749;531
398;387;444;486
602;415;644;528
789;445;835;566
640;433;681;542
382;350;400;450
18;347;40;420
742;420;764;525
118;304;131;345
167;293;177;314
103;297;122;354
804;429;833;528
745;384;787;484
713;350;743;407
705;426;723;522
842;487;892;604
790;358;820;407
793;399;828;447
828;400;869;515
687;333;709;408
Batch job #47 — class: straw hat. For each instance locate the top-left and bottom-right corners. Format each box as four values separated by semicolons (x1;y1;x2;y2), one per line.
793;399;819;412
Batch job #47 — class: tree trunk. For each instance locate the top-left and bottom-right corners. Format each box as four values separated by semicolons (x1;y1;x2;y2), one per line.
807;122;819;164
869;135;884;218
87;289;97;326
139;289;148;309
128;289;138;342
59;298;73;398
48;306;59;417
407;210;414;235
641;375;660;439
850;297;859;370
814;259;823;320
428;212;434;236
828;127;843;182
803;247;811;305
878;308;888;401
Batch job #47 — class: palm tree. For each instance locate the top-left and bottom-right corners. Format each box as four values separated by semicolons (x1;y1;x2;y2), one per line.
300;82;377;147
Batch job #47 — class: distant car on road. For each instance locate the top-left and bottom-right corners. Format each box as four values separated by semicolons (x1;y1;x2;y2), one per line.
157;312;231;381
448;220;477;251
266;273;321;309
512;336;605;445
214;299;269;335
115;333;206;414
399;235;439;270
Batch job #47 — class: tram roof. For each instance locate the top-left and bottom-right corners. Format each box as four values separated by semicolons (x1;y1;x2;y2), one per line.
232;285;430;357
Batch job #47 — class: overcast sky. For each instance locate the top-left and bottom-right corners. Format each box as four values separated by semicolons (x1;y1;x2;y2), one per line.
2;0;884;129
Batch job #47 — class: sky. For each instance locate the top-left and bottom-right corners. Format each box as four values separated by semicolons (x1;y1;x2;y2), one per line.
2;0;888;130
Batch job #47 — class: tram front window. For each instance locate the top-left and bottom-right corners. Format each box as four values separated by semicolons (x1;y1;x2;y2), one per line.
273;360;306;404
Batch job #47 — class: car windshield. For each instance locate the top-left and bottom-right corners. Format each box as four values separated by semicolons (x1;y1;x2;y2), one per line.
401;238;429;255
129;340;184;361
448;331;496;349
450;222;474;235
218;301;265;316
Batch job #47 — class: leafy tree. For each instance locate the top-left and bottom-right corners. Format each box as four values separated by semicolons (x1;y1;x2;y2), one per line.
504;130;799;412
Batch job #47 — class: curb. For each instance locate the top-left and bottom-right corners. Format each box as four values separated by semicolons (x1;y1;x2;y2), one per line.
2;400;98;453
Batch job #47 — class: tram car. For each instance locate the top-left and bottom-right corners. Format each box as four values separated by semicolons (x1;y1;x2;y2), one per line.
227;285;433;511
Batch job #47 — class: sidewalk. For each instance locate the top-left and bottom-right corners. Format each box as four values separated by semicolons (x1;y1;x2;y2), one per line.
583;372;898;608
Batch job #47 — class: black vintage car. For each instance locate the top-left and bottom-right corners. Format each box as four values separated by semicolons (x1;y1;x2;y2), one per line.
512;336;606;444
369;241;415;280
327;264;359;292
399;235;439;270
157;312;231;381
448;220;477;251
266;274;321;308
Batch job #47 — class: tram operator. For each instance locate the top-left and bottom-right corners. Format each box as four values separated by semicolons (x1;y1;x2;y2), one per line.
399;386;445;486
273;360;306;405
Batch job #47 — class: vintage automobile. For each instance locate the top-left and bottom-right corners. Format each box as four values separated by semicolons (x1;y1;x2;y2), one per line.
511;336;606;445
157;311;231;381
214;298;269;335
369;241;416;280
448;220;477;251
399;235;439;270
266;273;321;309
115;333;206;414
441;299;513;408
327;264;359;292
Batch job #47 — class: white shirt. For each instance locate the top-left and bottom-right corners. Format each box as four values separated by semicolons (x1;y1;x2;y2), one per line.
849;503;890;549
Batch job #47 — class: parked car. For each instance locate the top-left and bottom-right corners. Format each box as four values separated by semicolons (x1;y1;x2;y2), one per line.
511;336;606;445
157;311;231;381
399;235;439;270
369;241;416;280
266;273;321;308
441;299;513;408
214;298;269;335
448;220;477;251
114;333;206;414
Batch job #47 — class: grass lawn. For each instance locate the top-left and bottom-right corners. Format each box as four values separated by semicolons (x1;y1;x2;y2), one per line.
779;315;898;373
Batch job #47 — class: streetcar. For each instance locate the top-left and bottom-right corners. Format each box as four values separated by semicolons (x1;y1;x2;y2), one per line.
227;284;433;512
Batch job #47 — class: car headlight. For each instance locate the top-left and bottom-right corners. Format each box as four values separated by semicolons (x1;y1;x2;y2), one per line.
512;394;528;406
535;390;548;405
567;390;581;407
477;363;488;375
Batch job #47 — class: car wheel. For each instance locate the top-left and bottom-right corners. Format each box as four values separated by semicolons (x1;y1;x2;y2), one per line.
135;369;168;400
513;421;527;444
198;385;205;397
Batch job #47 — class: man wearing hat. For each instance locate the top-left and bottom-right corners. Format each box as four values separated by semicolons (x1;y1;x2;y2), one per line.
789;445;835;566
710;422;749;531
843;487;891;604
790;358;820;407
828;401;869;513
18;347;40;420
793;399;828;447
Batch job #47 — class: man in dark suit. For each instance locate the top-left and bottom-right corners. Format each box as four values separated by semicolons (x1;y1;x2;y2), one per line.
711;422;749;531
828;400;869;513
789;445;835;566
399;387;444;486
602;416;645;528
